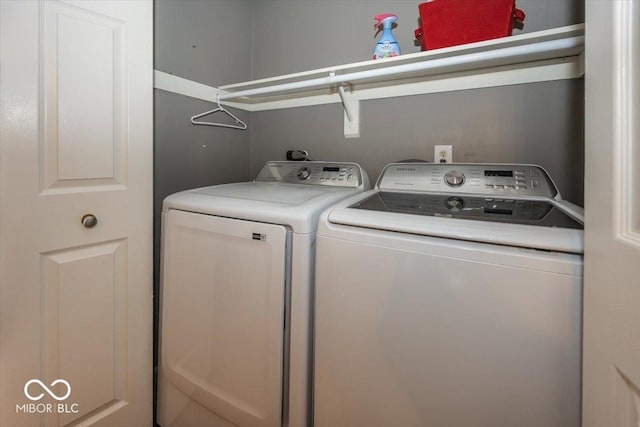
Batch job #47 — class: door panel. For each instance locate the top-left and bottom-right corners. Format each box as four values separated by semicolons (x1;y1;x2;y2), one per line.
42;241;127;426
42;0;127;192
583;1;640;426
0;1;152;426
161;210;289;427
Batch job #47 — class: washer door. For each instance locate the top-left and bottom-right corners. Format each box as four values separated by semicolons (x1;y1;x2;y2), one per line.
161;209;289;427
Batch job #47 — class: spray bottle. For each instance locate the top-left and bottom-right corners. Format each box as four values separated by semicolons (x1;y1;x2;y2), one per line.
373;14;400;59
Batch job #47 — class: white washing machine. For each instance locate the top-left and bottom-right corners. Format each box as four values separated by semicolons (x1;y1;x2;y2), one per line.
314;163;583;427
157;161;369;427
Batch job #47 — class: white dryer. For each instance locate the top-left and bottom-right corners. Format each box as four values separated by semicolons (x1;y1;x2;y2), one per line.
314;163;583;427
157;161;369;427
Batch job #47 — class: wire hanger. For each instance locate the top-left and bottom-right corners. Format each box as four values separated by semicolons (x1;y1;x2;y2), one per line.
190;94;248;130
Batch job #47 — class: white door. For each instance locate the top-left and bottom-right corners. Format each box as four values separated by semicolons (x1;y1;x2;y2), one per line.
583;1;640;426
0;1;152;426
159;210;289;427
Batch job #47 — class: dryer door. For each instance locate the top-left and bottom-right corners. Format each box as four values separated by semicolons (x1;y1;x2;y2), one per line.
161;209;290;427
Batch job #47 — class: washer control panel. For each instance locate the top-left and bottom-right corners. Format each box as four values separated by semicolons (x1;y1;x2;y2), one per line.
378;163;557;198
255;161;365;187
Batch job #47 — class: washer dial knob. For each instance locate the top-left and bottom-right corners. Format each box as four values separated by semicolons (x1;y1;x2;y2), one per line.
297;167;311;180
444;170;465;187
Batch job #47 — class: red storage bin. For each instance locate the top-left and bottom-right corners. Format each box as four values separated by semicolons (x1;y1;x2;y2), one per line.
414;0;525;51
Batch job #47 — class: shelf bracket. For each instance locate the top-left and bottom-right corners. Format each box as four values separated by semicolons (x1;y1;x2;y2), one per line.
342;97;360;139
331;73;360;138
337;85;353;122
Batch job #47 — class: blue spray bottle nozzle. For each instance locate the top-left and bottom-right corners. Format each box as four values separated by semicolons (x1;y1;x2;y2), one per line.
374;13;398;29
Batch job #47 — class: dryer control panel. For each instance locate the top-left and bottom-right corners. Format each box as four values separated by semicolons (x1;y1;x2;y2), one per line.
255;161;365;188
377;163;558;198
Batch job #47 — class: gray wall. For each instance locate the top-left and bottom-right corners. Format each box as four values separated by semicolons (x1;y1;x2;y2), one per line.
250;80;584;203
249;0;585;205
154;0;253;204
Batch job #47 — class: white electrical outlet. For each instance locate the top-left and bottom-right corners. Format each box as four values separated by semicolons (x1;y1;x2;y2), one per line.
434;145;453;163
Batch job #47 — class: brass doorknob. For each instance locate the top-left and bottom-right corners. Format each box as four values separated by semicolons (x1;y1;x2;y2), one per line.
81;214;98;228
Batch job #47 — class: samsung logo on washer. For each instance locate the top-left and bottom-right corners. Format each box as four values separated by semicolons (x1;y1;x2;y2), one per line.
395;167;417;171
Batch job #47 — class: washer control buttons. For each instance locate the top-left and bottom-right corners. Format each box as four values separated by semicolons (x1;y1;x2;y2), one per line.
444;170;466;187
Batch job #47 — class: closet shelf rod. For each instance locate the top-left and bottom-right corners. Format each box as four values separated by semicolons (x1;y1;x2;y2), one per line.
217;36;583;102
